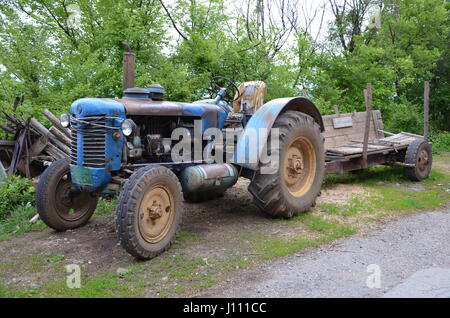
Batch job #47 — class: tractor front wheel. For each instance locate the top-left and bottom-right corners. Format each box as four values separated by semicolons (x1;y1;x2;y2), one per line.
36;158;98;231
116;166;183;260
249;111;325;218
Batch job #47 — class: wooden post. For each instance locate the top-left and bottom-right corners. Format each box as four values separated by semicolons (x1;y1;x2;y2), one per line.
42;109;71;138
362;83;373;169
49;126;71;147
30;118;71;155
423;81;430;141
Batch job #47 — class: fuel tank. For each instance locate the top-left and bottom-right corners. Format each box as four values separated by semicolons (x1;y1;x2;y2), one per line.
180;164;239;195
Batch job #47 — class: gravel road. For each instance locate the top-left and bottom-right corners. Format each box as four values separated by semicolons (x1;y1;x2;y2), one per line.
199;207;450;298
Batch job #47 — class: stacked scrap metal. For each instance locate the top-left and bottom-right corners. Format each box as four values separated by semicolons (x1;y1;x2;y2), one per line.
0;109;70;180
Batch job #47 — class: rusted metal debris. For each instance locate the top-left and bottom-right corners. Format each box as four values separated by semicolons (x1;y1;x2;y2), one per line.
0;109;70;180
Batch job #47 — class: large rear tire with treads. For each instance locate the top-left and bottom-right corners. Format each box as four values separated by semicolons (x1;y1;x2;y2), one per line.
248;111;325;218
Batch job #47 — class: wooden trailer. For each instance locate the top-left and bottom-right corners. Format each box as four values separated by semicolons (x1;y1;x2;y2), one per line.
323;83;433;181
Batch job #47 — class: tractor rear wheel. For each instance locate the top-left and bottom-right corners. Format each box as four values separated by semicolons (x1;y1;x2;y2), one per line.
36;158;98;231
248;111;325;218
116;166;183;260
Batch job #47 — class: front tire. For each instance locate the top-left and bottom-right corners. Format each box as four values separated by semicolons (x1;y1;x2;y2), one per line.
249;111;325;218
36;158;98;231
116;166;183;260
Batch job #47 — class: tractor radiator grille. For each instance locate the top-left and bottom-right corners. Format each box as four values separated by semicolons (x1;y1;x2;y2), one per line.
71;116;107;168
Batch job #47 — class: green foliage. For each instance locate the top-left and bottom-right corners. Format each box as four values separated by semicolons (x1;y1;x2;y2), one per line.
430;131;450;154
0;0;447;135
0;176;35;220
384;99;423;134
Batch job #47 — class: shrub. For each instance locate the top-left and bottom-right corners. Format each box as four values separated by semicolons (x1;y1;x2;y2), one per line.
0;176;35;220
384;101;423;135
430;131;450;154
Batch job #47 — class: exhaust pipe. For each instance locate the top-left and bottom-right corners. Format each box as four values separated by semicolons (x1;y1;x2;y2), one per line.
122;42;135;90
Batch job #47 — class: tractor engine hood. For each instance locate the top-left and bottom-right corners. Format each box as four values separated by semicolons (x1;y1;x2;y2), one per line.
117;97;228;131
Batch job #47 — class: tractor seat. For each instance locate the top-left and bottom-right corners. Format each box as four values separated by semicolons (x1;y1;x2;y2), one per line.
232;81;267;114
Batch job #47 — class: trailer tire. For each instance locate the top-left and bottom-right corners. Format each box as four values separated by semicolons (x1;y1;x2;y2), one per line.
404;139;432;181
116;166;183;260
36;158;98;231
248;111;325;218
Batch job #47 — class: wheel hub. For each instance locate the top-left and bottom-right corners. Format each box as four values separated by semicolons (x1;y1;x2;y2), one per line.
287;154;304;178
138;185;174;244
283;137;316;197
53;172;97;222
58;183;73;207
418;150;429;172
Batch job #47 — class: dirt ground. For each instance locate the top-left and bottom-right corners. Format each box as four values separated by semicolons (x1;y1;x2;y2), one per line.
0;178;364;292
0;154;449;297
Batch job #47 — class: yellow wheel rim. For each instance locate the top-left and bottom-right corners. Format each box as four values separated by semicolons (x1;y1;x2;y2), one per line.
283;136;316;197
138;184;174;244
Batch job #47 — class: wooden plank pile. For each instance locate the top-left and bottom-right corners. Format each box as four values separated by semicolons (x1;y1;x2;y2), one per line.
0;109;70;179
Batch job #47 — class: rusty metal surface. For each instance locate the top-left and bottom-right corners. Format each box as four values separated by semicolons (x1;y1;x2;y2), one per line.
122;42;135;90
118;98;184;116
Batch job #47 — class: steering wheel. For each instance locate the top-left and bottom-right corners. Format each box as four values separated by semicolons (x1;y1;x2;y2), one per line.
209;76;241;103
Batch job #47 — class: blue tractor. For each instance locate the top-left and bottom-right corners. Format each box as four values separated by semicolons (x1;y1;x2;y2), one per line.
36;49;325;259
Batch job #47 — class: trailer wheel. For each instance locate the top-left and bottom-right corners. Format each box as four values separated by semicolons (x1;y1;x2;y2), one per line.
249;111;325;218
405;139;432;181
116;166;183;260
36;158;98;231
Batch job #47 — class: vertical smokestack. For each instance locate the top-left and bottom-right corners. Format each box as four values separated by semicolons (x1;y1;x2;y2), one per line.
122;42;135;90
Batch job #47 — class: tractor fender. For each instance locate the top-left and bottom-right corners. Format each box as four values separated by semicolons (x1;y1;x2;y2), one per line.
234;97;324;170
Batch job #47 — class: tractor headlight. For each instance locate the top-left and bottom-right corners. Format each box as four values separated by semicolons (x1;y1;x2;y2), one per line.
60;113;70;128
121;119;136;137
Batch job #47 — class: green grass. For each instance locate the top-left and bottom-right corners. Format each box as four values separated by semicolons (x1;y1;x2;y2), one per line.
323;166;407;187
0;266;145;298
0;204;46;242
0;196;117;242
254;215;356;259
173;231;201;247
94;197;117;216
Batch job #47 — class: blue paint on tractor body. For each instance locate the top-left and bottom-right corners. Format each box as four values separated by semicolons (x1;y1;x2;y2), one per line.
69;98;126;190
182;101;228;131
